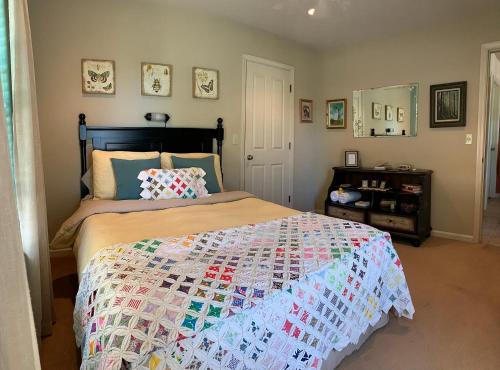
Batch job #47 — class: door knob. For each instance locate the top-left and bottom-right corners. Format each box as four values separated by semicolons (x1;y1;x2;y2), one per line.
247;154;254;160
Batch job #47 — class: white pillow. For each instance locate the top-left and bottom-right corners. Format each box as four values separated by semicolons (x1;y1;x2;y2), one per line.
92;150;160;199
160;152;223;192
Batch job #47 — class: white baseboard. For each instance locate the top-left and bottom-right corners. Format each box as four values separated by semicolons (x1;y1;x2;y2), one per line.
430;230;474;242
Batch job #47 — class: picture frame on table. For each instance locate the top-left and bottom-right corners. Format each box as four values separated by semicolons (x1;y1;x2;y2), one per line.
344;150;359;168
371;179;378;188
430;81;467;127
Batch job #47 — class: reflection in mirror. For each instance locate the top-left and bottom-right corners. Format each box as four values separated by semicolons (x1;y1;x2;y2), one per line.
353;84;418;137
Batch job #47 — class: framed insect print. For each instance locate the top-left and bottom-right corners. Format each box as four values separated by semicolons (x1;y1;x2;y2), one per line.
430;81;467;127
385;105;394;121
141;62;172;97
82;59;115;95
397;107;405;122
193;67;219;99
372;102;382;120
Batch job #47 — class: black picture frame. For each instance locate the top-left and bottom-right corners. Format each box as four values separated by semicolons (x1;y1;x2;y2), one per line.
344;150;359;167
430;81;467;128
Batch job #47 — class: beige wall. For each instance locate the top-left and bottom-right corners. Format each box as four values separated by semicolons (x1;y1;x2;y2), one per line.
29;0;324;237
317;14;500;237
30;0;500;239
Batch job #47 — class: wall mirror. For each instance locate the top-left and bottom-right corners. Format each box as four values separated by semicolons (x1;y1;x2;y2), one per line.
353;83;418;137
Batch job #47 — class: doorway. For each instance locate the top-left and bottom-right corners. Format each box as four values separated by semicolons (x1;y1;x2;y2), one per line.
482;52;500;245
241;55;294;206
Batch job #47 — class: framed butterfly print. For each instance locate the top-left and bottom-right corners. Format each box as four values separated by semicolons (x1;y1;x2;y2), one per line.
141;62;172;97
81;59;115;95
193;67;219;99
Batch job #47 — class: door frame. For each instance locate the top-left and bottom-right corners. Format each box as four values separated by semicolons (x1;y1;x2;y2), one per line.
240;54;295;206
473;41;500;242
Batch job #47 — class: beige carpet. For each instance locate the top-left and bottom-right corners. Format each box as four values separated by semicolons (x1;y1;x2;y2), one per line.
41;237;500;370
483;198;500;246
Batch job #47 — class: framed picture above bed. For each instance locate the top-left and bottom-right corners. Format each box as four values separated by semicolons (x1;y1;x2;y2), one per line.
430;81;467;127
193;67;219;99
81;59;115;95
141;62;172;97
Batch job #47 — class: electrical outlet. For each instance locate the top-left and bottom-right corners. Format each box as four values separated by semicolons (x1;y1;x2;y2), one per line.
465;134;472;145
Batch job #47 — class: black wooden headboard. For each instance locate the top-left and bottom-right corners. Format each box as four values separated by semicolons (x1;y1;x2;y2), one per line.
78;113;224;197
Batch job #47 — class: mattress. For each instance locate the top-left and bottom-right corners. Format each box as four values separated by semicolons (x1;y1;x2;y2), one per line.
51;191;414;369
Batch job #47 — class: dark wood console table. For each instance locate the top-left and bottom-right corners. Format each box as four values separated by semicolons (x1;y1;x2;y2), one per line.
325;167;432;246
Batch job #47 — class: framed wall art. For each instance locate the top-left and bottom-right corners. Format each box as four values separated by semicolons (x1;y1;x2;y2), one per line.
141;62;172;97
300;99;313;123
326;98;347;129
193;67;219;99
397;107;405;122
81;59;115;95
385;105;394;121
372;102;382;120
430;81;467;127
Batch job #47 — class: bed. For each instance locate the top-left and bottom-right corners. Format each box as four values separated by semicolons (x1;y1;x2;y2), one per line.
50;114;414;370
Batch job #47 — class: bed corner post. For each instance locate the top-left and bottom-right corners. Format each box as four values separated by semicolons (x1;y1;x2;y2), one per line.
79;113;88;198
216;117;224;165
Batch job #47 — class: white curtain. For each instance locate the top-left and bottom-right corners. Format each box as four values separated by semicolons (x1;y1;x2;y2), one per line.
0;72;40;369
9;0;53;338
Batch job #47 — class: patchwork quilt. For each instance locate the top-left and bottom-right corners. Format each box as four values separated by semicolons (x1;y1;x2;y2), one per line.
74;213;414;369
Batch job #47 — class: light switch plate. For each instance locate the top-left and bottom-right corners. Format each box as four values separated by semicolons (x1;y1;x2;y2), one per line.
232;134;239;145
465;134;472;145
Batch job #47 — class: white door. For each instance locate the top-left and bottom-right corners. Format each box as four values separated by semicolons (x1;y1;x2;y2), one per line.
243;57;293;206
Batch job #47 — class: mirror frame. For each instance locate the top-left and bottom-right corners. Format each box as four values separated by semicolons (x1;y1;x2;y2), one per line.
352;83;419;138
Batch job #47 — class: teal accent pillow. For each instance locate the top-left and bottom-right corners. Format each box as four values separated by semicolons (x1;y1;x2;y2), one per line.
171;155;221;193
111;157;161;200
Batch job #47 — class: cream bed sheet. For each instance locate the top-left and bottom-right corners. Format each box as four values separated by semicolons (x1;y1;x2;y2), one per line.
75;197;299;277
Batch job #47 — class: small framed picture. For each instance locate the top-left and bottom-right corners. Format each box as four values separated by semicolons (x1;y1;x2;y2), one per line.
385;105;394;121
430;81;467;127
193;67;219;99
326;98;347;129
300;99;313;123
81;59;115;95
372;102;382;120
380;180;387;189
344;150;359;168
371;180;378;188
141;62;172;97
362;180;369;188
397;107;405;122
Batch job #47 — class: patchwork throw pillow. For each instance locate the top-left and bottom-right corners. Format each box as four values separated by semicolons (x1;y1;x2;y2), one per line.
137;168;209;200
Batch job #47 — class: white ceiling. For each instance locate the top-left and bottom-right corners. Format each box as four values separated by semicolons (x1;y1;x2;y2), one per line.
158;0;500;50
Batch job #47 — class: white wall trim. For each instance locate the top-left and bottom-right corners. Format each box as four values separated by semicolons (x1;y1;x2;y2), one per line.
473;41;500;243
431;230;474;243
240;54;295;207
